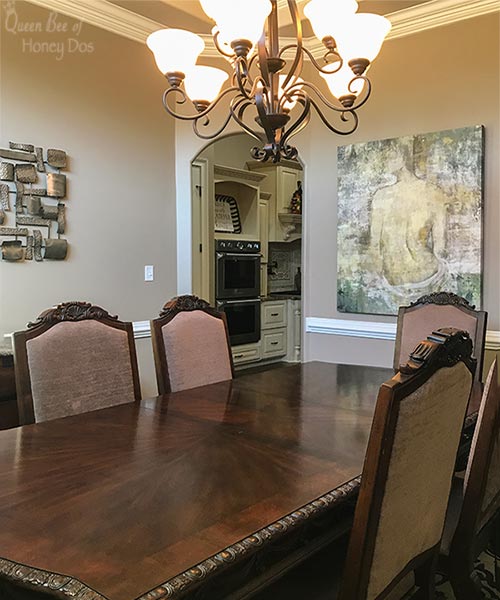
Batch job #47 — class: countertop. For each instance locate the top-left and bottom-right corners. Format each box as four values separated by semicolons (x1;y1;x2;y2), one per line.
262;292;301;301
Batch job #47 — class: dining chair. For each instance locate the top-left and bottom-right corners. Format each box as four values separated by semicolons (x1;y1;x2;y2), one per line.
151;294;234;394
393;292;487;387
251;328;476;600
13;301;141;425
439;358;500;599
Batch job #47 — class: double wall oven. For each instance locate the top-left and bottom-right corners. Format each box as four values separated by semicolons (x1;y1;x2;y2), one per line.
216;239;261;346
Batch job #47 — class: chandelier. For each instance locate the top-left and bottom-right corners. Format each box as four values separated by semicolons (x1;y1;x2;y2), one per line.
147;0;391;163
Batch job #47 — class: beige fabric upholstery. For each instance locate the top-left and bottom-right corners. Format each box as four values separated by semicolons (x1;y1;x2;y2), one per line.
367;362;472;600
27;320;136;422
162;311;232;392
397;305;478;368
464;361;500;532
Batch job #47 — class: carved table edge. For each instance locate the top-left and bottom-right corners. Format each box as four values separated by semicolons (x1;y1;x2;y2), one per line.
0;556;109;600
136;476;362;600
0;414;478;600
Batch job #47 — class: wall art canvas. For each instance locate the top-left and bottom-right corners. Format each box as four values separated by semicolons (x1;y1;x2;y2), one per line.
337;125;483;315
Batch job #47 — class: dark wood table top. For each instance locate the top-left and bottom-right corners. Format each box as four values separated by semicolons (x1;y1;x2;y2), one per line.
0;362;398;599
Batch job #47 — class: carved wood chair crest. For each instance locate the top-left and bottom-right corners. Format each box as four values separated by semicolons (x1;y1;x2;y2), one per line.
159;295;211;318
410;291;476;310
400;327;476;376
28;301;118;329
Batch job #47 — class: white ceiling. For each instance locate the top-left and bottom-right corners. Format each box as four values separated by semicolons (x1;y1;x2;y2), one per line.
25;0;500;58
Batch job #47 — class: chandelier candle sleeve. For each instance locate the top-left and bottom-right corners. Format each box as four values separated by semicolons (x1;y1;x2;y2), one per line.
146;0;391;163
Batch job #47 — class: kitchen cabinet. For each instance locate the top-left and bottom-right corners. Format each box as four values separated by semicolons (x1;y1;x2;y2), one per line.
231;342;261;366
247;160;303;242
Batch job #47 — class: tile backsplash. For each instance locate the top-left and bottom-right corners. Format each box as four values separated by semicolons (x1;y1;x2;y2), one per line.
268;240;301;292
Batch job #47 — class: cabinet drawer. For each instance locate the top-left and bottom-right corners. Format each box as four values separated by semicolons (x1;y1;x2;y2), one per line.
232;343;261;365
262;301;287;329
262;329;287;358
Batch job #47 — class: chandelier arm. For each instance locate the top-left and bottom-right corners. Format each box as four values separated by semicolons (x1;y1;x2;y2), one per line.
162;85;240;122
257;31;271;88
231;98;266;144
308;96;360;136
297;45;343;75
255;89;275;145
281;0;303;90
234;58;255;101
280;96;311;145
213;29;234;58
192;111;234;140
297;80;371;113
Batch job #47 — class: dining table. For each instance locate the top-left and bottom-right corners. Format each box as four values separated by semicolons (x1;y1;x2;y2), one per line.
0;361;478;600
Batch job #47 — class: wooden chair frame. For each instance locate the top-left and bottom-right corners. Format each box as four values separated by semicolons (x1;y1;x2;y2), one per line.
339;328;476;600
444;359;500;599
394;292;487;387
151;295;234;395
13;301;141;425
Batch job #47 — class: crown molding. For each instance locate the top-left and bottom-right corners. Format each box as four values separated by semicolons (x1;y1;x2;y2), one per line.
25;0;499;60
23;0;218;52
385;0;500;40
306;0;500;57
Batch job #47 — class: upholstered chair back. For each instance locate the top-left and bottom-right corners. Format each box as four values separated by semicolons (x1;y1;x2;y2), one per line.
340;328;475;600
458;359;500;541
14;302;141;424
151;295;233;394
394;292;487;385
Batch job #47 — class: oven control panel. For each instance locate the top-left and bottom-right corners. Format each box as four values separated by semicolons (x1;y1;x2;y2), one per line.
216;240;260;254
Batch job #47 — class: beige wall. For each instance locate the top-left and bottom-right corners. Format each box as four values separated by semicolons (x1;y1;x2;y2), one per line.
299;14;500;367
0;2;177;396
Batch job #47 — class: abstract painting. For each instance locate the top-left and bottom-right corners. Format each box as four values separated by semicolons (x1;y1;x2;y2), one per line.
337;126;483;315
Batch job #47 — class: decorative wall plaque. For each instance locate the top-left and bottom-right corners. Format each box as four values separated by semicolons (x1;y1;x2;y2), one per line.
47;173;66;198
0;141;70;262
0;163;14;181
47;149;67;169
15;164;37;183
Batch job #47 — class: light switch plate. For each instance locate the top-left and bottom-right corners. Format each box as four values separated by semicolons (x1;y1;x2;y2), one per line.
144;265;154;282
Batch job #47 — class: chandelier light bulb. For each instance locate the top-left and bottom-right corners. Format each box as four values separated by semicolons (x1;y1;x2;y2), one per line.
199;0;272;47
184;66;229;103
147;29;205;76
334;13;391;65
320;63;364;99
303;0;358;43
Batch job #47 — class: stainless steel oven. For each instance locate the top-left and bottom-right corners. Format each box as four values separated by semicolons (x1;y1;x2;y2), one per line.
216;298;261;346
216;240;261;345
216;240;261;300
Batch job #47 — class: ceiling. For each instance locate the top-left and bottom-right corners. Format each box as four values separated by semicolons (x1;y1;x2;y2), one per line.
25;0;499;58
108;0;431;36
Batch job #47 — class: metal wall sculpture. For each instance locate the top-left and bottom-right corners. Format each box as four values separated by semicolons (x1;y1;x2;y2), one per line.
0;142;69;262
337;125;484;315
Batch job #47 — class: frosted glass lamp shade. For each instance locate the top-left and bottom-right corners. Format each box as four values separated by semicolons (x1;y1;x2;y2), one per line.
334;14;391;63
320;64;364;98
147;29;204;75
200;0;272;45
184;66;229;102
279;75;304;111
303;0;358;42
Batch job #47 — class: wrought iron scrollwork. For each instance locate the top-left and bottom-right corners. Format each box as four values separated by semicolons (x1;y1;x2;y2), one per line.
158;0;374;162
